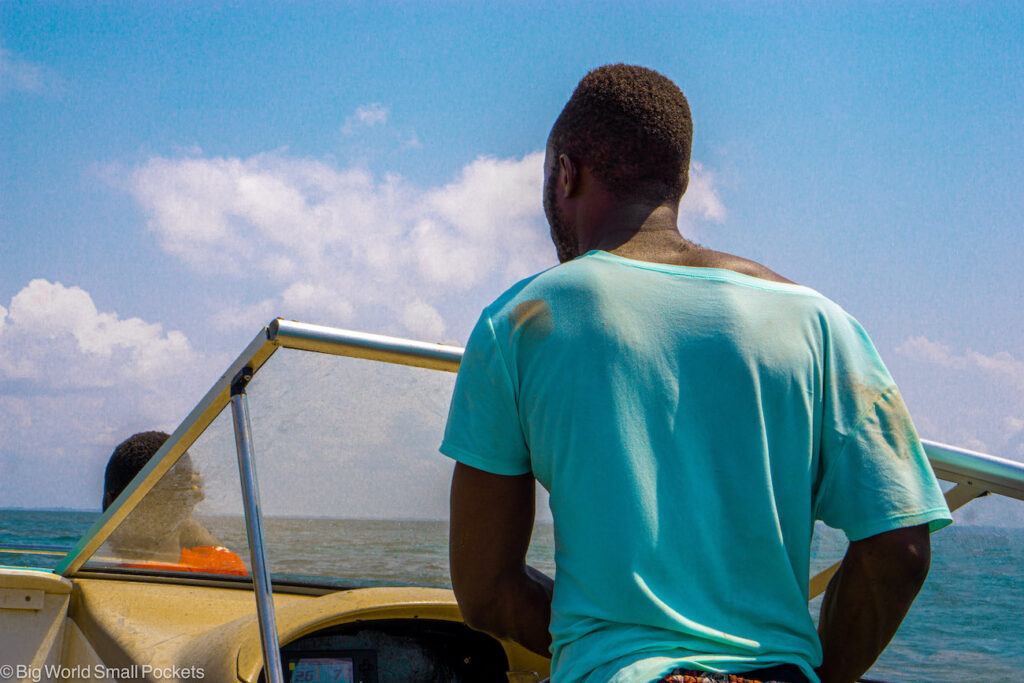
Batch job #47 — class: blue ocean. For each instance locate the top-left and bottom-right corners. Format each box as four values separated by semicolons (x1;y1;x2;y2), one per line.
1;510;1020;681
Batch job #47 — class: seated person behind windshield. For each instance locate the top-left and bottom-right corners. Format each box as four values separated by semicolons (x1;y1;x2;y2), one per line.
103;430;247;575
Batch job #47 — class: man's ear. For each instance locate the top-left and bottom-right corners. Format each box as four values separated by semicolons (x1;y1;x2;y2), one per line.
558;153;579;198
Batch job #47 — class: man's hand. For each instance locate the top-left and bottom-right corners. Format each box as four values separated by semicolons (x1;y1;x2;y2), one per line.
816;524;931;683
449;462;553;656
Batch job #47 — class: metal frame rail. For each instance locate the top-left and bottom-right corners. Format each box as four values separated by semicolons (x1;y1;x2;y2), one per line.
53;318;1024;674
229;365;284;683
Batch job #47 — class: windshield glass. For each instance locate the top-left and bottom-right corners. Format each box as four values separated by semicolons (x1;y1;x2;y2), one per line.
82;406;252;578
78;345;554;587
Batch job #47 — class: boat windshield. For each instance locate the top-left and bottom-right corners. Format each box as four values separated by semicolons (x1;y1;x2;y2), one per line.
75;336;554;588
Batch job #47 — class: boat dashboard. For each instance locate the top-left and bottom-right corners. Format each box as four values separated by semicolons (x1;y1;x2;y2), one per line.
62;574;549;683
269;618;510;683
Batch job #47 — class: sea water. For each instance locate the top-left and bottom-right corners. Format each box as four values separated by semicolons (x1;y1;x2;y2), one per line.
1;510;1020;681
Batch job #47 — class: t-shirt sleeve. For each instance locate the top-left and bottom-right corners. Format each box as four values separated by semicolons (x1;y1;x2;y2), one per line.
813;309;952;541
440;310;532;476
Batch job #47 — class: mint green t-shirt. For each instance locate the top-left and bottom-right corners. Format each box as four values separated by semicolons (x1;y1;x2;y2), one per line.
440;251;951;683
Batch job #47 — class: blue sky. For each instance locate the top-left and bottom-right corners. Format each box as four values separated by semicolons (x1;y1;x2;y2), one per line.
1;3;1022;519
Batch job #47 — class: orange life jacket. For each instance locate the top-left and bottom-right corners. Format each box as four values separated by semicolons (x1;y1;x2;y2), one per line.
123;546;248;576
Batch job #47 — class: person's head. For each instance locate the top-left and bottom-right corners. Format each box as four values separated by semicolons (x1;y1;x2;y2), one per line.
545;64;693;261
103;431;200;512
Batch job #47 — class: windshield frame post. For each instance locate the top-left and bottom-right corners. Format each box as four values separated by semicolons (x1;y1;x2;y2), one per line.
230;364;285;683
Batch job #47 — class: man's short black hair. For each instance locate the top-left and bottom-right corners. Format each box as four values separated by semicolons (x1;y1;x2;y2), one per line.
550;63;693;204
103;431;169;511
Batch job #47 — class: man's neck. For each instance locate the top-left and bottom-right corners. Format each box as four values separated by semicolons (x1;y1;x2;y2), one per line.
582;204;702;266
580;202;795;284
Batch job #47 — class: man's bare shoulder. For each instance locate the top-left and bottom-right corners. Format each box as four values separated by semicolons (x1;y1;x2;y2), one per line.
691;248;796;285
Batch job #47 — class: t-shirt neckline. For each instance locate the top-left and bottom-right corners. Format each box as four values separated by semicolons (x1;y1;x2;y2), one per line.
581;249;813;293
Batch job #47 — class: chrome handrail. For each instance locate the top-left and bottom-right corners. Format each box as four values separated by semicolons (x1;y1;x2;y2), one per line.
922;440;1024;502
269;318;463;372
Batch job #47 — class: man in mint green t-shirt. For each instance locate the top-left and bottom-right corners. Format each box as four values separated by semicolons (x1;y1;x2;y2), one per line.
442;64;950;683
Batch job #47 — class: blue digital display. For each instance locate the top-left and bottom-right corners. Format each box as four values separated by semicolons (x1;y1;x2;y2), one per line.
288;658;355;683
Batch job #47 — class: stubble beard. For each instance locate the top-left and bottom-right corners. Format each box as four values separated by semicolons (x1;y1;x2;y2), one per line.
544;168;578;263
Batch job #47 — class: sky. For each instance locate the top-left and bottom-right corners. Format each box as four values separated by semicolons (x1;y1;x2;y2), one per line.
1;2;1022;522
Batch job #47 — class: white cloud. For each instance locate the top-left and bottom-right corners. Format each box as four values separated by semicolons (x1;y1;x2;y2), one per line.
401;300;446;340
281;281;355;323
894;336;1024;459
0;280;221;508
681;162;726;224
971;351;1024;389
123;149;728;343
1005;416;1024;435
0;280;198;387
414;154;551;291
212;298;278;333
896;336;960;368
342;102;389;134
897;336;1024;390
0;46;60;95
126;151;550;340
339;102;423;150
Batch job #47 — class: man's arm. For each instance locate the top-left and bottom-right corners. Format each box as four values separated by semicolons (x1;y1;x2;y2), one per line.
449;462;553;656
816;524;931;683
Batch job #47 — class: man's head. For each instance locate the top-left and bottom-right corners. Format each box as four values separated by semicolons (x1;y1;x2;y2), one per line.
545;64;693;261
103;431;200;512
